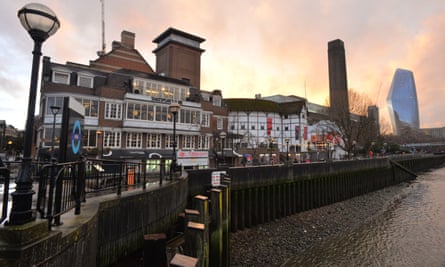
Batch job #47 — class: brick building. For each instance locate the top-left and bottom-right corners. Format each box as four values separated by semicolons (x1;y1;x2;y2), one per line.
37;28;227;169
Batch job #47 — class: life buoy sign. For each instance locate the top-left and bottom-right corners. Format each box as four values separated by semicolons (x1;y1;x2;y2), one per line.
71;120;82;155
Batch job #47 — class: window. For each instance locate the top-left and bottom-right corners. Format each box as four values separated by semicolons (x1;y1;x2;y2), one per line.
182;135;195;149
82;129;97;148
155;106;168;122
77;99;98;117
230;125;235;130
147;134;161;148
198;135;209;149
126;133;142;148
251;125;255;130
285;126;289;131
105;103;122;120
165;134;178;149
147;105;154;120
201;113;210;127
103;131;121;148
217;118;223;130
260;125;265;130
52;71;70;84
127;103;143;120
213;95;222;107
241;125;245;130
43;127;60;147
46;96;64;115
77;74;94;88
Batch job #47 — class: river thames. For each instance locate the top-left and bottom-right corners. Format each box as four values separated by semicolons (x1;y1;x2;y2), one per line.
283;166;445;266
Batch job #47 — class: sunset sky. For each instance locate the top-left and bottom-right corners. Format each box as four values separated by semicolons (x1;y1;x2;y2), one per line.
2;1;445;131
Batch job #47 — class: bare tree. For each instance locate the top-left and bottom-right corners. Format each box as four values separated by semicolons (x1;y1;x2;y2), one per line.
328;89;376;158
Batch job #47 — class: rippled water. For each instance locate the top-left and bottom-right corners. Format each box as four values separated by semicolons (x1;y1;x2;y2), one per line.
284;167;445;267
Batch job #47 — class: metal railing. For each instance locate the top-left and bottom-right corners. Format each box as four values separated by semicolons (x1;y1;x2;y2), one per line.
35;157;170;229
0;157;172;228
0;166;10;224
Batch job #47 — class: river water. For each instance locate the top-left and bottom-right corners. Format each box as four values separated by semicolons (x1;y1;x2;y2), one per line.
283;167;445;267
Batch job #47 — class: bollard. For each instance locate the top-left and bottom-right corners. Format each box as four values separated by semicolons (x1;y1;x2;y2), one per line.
210;188;223;267
184;221;205;262
143;233;167;267
193;195;210;267
170;253;199;267
222;177;231;267
185;209;201;224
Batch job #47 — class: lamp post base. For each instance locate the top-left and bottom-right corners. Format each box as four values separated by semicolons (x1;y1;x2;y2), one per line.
7;158;36;225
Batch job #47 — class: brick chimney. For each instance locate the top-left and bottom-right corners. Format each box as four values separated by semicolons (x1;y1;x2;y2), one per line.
121;31;135;49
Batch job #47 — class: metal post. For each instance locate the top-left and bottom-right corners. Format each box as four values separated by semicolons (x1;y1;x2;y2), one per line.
172;111;177;179
8;40;42;225
50;106;60;161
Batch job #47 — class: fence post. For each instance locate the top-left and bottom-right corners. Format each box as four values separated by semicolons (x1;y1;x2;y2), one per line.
117;161;122;196
0;166;10;224
143;159;147;190
75;159;85;215
53;165;64;226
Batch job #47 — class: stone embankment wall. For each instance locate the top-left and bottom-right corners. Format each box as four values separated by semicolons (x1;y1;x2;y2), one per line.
0;176;188;267
188;155;445;233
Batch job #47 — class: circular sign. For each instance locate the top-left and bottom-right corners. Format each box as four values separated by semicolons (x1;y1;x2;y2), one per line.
71;120;82;155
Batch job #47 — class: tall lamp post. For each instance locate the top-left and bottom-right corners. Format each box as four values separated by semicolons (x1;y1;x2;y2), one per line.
219;131;226;167
169;102;180;178
9;3;60;225
50;106;60;161
285;138;290;164
96;130;103;159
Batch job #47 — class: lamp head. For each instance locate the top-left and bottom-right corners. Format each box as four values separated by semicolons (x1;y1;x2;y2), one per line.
169;102;180;115
50;105;60;115
18;3;60;43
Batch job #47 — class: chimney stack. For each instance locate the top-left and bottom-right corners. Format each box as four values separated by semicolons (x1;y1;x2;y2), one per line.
121;31;135;49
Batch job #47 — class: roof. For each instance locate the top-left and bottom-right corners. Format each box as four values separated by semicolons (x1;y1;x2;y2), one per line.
225;98;305;115
153;27;205;43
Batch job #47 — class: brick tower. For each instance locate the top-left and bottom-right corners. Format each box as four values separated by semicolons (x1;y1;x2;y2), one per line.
153;28;205;89
328;39;349;117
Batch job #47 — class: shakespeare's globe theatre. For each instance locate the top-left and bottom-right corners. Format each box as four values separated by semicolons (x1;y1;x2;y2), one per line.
387;68;420;135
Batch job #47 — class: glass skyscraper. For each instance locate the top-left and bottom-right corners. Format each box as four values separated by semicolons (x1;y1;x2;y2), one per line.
387;68;420;135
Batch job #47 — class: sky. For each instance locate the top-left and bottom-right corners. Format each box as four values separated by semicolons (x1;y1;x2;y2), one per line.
2;1;445;132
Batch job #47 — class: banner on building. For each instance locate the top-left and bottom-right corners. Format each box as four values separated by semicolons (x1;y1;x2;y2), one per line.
267;118;272;136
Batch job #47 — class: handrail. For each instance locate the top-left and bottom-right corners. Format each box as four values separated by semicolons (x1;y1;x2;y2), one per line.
0;166;10;224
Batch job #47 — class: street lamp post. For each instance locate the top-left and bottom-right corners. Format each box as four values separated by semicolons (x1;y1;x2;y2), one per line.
219;131;226;168
285;138;290;164
50;106;60;162
9;3;60;225
169;102;180;178
96;130;103;159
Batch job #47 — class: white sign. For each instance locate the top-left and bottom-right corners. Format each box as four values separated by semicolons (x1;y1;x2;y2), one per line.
211;171;226;187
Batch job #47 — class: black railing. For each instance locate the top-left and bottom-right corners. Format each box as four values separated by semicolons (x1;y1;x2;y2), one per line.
0;166;10;224
35;157;170;229
0;157;171;228
37;161;83;229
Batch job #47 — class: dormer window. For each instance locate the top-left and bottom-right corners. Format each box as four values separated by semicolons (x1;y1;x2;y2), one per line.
77;74;94;88
52;71;70;84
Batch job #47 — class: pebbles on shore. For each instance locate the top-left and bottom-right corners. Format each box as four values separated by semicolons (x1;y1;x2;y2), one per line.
230;182;414;266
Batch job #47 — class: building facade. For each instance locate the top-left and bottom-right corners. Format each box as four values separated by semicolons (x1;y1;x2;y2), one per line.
37;28;227;169
225;95;308;164
387;68;420;135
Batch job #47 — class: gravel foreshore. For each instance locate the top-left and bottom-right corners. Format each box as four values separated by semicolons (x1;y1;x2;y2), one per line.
230;181;414;266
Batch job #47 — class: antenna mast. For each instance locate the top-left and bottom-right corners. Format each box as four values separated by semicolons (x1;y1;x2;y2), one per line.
97;0;105;56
